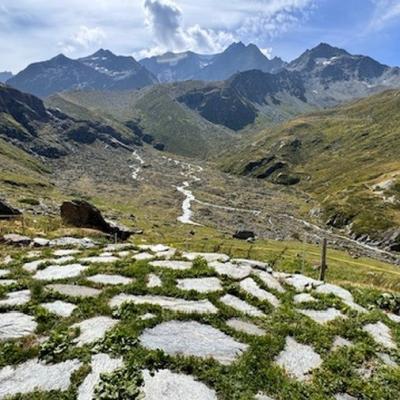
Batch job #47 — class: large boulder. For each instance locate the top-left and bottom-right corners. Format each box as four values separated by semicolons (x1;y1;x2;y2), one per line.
0;200;21;219
60;200;133;241
233;230;256;241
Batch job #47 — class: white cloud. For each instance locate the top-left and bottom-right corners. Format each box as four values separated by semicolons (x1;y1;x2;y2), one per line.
60;26;106;54
237;0;315;41
369;0;400;30
143;0;236;56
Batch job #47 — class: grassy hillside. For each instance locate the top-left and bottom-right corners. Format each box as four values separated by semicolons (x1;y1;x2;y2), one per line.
221;90;400;244
48;86;235;158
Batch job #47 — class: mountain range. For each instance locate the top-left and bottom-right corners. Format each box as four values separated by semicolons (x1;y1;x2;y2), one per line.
0;71;13;83
6;50;157;98
140;42;285;82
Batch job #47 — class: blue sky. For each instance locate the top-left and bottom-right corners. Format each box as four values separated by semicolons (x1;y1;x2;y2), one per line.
1;0;399;72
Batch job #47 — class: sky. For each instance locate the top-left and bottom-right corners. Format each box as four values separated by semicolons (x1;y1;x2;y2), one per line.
1;0;400;73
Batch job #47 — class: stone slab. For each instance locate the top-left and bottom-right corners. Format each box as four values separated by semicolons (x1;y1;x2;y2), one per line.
183;252;230;263
140;320;248;364
109;294;218;314
150;260;192;270
298;308;346;324
142;369;218;400
0;290;31;307
240;278;280;307
220;294;264;317
177;277;223;293
73;316;118;346
46;284;101;298
0;312;37;340
87;274;133;286
275;337;322;381
147;274;162;288
253;271;285;293
41;301;77;317
226;318;265;336
210;261;252;280
77;354;123;400
363;322;396;349
34;264;87;281
0;358;81;398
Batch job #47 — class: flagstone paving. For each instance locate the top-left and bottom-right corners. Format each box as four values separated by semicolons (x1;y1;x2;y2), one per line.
239;278;280;307
182;252;230;263
0;358;81;399
141;369;218;400
285;274;323;292
275;337;322;381
140;321;248;364
147;273;162;288
72;316;118;346
293;293;316;303
133;252;155;261
80;256;119;264
23;256;75;272
41;300;77;317
363;321;397;349
233;259;269;270
46;284;101;298
150;260;192;270
87;274;133;285
226;318;266;336
77;354;123;400
210;261;252;280
34;263;87;281
298;308;346;325
220;294;265;317
0;289;31;307
177;277;223;293
0;241;399;399
0;312;37;340
253;270;285;293
109;294;218;314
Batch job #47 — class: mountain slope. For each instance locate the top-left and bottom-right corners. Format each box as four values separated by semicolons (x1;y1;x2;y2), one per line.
7;51;157;98
288;43;400;107
0;71;13;83
140;42;286;83
221;89;400;249
178;69;313;131
46;84;235;158
78;49;157;90
196;42;285;81
139;51;214;83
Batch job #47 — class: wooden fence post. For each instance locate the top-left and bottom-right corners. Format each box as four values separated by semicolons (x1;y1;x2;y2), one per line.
319;238;328;281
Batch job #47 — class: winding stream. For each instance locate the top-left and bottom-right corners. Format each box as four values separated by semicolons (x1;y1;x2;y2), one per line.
130;150;145;180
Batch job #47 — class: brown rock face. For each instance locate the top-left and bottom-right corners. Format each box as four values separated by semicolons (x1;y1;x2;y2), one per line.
60;200;133;241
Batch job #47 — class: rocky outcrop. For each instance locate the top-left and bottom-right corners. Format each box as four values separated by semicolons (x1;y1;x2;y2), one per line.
0;234;31;246
60;200;134;241
233;230;256;241
0;200;21;219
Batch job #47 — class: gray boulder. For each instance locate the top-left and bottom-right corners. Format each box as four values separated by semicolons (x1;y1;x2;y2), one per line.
233;230;256;241
1;234;31;246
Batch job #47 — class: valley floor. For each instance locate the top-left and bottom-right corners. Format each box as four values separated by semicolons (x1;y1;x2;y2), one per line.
41;143;400;267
